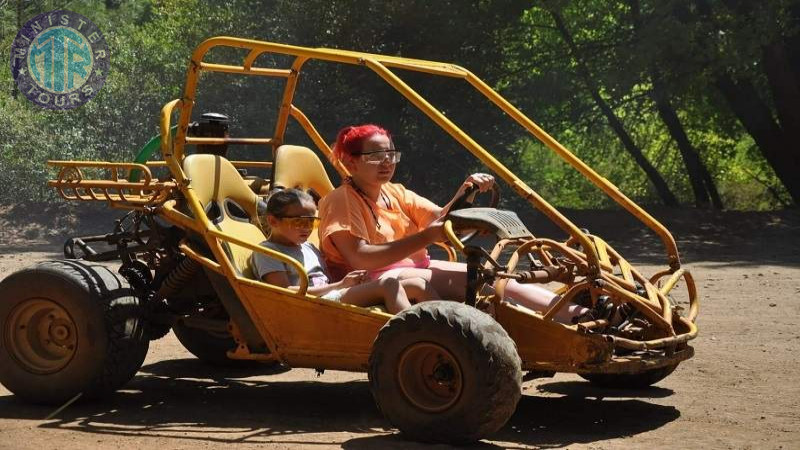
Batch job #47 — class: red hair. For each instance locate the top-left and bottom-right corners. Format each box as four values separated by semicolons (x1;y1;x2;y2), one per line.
333;124;391;161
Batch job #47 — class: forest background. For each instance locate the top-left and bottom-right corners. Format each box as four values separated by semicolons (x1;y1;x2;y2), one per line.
1;0;798;211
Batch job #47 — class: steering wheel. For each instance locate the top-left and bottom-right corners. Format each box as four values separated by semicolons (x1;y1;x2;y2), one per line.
445;182;501;244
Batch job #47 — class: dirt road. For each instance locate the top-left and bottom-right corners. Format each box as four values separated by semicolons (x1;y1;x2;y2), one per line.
1;208;798;449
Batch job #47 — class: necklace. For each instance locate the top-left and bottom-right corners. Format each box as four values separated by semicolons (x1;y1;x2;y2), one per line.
347;177;391;230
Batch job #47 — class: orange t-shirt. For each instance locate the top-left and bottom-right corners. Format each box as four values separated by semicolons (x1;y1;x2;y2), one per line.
318;181;440;280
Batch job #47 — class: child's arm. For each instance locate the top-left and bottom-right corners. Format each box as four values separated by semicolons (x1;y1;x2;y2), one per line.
261;270;366;296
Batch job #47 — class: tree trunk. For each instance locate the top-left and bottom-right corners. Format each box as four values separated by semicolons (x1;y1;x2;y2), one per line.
628;0;722;208
715;75;800;204
763;41;800;149
692;0;800;205
549;9;678;206
651;73;723;208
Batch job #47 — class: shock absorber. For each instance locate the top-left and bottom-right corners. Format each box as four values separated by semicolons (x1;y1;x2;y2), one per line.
157;256;201;298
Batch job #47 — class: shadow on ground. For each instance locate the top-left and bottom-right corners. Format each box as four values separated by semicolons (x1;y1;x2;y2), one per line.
0;358;680;448
536;380;675;399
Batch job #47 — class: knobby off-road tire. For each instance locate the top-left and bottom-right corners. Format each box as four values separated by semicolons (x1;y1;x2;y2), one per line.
369;301;522;444
579;363;679;388
0;260;149;404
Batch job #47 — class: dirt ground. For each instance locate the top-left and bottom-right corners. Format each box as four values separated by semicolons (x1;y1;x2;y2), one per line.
0;205;798;449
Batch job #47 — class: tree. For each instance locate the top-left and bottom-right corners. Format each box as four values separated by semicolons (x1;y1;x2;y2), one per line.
545;4;679;206
628;0;723;208
273;0;530;203
693;0;800;204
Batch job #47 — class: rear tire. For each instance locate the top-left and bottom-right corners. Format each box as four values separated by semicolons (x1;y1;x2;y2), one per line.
369;301;522;444
579;363;679;388
0;260;149;404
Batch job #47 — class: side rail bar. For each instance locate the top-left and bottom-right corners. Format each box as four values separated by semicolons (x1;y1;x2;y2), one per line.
173;37;681;276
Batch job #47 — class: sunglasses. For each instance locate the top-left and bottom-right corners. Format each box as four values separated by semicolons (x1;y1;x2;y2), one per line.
353;150;402;164
276;215;320;228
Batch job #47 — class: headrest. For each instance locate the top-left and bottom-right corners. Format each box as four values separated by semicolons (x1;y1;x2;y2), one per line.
183;154;260;219
273;145;334;198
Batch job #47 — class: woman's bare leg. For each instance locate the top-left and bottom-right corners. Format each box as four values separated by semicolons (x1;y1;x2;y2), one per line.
503;281;589;323
398;276;439;302
422;260;589;323
339;278;412;314
383;262;467;301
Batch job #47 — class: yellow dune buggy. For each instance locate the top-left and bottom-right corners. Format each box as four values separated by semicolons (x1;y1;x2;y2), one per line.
0;37;698;444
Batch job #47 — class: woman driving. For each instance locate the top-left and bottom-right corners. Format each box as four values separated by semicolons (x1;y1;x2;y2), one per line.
318;124;589;322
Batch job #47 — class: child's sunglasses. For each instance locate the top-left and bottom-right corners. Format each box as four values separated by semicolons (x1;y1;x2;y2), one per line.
277;215;320;228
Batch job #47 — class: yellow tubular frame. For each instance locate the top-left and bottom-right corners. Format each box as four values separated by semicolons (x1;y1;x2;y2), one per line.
164;37;680;277
155;37;696;366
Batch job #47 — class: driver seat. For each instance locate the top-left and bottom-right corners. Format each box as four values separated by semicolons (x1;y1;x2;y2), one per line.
183;154;266;279
272;145;335;197
271;145;335;247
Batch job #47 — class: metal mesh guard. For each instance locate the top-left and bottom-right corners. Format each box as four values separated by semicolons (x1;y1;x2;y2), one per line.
447;207;533;240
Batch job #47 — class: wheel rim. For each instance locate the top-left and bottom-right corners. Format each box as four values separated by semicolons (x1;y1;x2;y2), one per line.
4;298;78;374
397;342;463;413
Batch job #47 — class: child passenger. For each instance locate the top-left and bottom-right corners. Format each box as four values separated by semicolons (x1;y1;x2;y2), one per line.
252;189;436;314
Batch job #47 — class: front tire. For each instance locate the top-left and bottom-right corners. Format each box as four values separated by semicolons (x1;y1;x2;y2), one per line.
369;301;522;444
0;260;149;404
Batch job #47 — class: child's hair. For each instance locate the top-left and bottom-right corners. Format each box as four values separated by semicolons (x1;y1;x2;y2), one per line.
333;124;391;162
265;188;314;217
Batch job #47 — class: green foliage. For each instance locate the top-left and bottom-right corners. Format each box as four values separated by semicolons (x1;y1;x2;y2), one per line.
0;0;796;209
503;0;795;209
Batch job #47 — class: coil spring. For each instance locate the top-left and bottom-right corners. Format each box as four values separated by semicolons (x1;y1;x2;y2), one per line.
158;256;201;297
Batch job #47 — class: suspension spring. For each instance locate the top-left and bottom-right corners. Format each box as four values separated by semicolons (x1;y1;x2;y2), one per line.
158;256;201;297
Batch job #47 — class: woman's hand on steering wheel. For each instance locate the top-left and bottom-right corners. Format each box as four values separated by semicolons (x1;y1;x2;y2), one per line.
455;173;495;200
441;173;502;245
466;173;495;191
449;173;500;213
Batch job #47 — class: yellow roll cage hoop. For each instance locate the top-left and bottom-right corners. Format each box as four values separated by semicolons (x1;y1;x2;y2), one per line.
157;36;680;280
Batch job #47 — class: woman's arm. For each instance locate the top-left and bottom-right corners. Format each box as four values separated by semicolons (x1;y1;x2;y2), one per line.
329;225;444;270
435;173;496;221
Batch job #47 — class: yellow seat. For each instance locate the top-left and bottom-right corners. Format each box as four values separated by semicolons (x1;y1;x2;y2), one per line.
183;154;266;278
272;145;335;198
271;145;335;247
